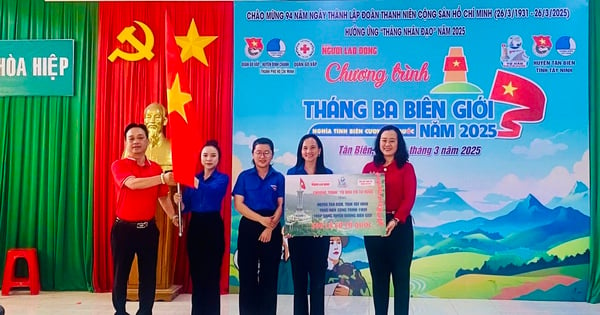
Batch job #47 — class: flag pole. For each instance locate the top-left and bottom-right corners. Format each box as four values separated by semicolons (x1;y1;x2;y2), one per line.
177;183;183;237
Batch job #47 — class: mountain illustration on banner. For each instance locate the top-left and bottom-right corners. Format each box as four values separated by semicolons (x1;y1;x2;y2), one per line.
416;189;589;233
412;182;481;226
546;181;590;215
430;47;483;94
413;181;590;227
411;183;590;300
415;193;590;253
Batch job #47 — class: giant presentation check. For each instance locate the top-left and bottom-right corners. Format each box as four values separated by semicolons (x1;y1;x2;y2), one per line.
284;174;386;236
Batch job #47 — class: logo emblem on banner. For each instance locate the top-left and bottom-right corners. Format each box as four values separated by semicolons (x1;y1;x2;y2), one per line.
267;38;286;58
295;39;315;59
108;20;155;62
532;35;552;57
244;37;264;59
500;35;529;68
555;36;576;56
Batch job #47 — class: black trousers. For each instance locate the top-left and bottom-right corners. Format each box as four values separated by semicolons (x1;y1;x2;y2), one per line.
364;215;414;315
111;219;159;315
237;216;282;315
288;236;329;315
187;211;225;315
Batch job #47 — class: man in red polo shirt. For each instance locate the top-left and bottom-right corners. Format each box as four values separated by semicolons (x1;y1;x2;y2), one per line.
111;123;179;315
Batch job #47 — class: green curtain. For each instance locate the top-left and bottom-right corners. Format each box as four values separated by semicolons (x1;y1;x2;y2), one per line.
0;0;96;290
588;0;600;304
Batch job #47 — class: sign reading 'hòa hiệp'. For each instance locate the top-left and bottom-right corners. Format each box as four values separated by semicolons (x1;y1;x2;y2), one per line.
0;39;74;96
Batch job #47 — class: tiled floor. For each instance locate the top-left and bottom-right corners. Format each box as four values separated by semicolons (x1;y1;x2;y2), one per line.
0;291;599;314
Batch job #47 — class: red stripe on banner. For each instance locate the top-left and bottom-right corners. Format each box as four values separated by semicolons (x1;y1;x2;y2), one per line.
489;70;547;139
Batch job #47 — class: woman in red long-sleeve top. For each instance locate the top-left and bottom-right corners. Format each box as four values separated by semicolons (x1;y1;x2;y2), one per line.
362;125;417;315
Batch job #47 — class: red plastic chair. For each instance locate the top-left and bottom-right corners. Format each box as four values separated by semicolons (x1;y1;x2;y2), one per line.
1;248;40;295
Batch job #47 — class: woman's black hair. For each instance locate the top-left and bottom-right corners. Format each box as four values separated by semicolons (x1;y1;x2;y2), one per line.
202;139;221;165
251;137;274;165
373;125;409;168
294;134;329;174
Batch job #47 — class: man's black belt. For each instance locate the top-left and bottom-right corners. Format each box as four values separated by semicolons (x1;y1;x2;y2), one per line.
115;217;155;229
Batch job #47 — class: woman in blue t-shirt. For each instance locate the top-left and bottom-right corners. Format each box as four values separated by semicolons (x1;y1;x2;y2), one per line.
286;134;333;315
173;140;229;315
232;137;284;315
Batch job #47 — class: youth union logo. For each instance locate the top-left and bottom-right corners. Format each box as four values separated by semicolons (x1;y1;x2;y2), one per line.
267;38;286;58
556;36;576;56
244;37;264;59
532;35;552;57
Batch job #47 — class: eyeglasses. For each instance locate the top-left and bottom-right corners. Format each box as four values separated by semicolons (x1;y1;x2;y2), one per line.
254;151;272;157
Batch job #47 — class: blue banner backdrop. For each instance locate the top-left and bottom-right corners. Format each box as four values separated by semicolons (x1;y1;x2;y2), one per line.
231;0;590;300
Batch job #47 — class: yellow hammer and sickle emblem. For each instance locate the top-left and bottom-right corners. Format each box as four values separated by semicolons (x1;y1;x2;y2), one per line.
108;20;155;62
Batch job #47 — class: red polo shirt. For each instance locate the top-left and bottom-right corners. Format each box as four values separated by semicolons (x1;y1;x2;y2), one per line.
111;157;169;221
363;161;417;223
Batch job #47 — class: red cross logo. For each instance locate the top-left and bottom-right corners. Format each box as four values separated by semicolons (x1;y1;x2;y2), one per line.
300;44;311;54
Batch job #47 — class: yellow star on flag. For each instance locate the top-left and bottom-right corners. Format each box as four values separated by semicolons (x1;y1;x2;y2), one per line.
502;81;518;96
167;74;192;123
452;60;461;67
539;38;546;45
175;19;218;66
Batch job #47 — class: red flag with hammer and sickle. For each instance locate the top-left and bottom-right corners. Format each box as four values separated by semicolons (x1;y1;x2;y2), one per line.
93;1;233;293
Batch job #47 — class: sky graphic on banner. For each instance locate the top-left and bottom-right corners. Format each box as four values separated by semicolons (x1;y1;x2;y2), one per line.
231;0;590;301
233;0;588;214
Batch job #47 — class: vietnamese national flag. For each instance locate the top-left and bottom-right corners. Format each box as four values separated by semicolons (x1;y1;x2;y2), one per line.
165;12;201;187
443;56;467;71
489;70;547;139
